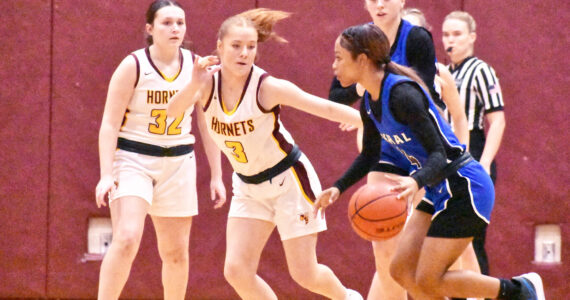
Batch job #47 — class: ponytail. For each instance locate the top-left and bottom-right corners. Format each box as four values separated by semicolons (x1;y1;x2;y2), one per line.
385;62;430;93
219;8;290;43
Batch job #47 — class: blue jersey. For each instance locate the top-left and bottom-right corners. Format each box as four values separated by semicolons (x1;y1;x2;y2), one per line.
364;73;494;223
377;20;445;171
391;19;414;66
364;73;464;175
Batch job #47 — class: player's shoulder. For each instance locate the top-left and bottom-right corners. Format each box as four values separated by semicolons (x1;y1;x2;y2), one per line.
406;26;434;54
408;26;433;42
115;50;141;73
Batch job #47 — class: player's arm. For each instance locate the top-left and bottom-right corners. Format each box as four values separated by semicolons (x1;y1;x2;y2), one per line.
167;55;219;117
333;104;381;194
259;76;362;128
437;64;469;148
328;76;361;105
195;107;226;208
95;55;137;207
406;27;437;98
313;103;380;216
389;83;447;196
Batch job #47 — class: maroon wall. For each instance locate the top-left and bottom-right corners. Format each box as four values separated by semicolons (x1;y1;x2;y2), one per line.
0;0;51;297
1;0;567;299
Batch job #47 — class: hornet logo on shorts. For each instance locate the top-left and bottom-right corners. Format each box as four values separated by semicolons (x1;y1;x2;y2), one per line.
299;213;309;225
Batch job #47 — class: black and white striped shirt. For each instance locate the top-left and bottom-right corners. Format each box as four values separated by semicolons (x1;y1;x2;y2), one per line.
449;56;504;131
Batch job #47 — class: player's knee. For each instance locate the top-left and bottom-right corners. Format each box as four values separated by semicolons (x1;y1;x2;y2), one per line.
389;259;412;288
415;272;444;296
158;245;188;265
288;264;318;288
223;260;252;286
112;228;143;257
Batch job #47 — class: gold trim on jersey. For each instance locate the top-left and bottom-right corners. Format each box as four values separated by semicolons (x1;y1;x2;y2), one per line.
145;47;183;83
219;68;254;116
159;70;181;83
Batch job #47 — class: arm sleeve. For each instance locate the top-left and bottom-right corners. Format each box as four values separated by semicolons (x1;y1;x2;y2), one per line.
333;100;381;193
390;83;447;188
406;27;438;100
328;76;360;105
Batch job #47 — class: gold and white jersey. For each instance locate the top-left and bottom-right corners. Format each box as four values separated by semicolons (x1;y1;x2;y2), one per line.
118;47;195;146
204;65;296;176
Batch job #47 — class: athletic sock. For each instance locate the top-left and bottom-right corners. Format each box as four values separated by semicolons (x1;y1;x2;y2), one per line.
496;278;521;299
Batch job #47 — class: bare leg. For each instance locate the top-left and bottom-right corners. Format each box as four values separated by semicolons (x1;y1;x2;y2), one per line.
98;196;149;300
283;233;349;300
224;217;277;300
454;243;483;300
416;237;500;299
366;171;407;300
389;208;440;300
367;236;407;300
151;216;192;300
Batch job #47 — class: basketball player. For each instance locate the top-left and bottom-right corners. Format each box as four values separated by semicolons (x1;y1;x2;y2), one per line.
315;23;544;300
95;1;225;299
167;8;363;300
329;1;440;299
402;10;483;300
402;8;469;149
443;11;507;281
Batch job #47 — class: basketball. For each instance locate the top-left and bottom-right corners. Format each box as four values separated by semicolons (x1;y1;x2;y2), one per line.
347;183;408;241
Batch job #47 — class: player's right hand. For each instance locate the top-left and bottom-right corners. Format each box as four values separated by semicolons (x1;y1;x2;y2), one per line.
193;55;221;83
95;175;117;208
338;122;358;131
312;187;340;219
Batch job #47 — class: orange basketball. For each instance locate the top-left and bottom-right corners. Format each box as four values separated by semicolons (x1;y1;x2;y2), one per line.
347;183;408;241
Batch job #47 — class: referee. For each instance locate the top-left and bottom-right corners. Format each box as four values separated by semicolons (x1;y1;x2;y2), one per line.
442;11;506;280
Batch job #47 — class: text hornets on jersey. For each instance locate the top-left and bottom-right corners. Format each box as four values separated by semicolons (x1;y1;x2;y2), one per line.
210;116;255;137
147;90;178;104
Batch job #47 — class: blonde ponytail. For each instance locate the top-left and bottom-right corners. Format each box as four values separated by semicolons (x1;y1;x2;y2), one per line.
219;8;290;43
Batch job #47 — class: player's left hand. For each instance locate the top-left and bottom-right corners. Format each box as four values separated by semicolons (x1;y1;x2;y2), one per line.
384;174;418;201
210;178;226;209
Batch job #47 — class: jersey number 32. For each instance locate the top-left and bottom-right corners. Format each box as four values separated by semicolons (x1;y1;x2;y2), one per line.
148;109;183;135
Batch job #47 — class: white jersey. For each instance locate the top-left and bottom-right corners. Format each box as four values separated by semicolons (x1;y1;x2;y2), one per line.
204;65;296;176
118;47;195;146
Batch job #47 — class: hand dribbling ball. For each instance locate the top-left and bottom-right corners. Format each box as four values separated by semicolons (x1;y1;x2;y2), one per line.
348;183;408;241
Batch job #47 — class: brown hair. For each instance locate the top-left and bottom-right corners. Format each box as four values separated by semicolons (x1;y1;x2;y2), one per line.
218;8;290;43
145;0;183;45
339;24;429;92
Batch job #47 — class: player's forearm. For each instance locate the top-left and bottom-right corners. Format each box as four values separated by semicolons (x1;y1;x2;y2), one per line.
196;111;223;181
167;82;203;118
98;124;119;178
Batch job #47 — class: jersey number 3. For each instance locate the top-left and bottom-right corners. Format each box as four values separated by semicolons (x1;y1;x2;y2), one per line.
148;109;183;135
225;141;248;163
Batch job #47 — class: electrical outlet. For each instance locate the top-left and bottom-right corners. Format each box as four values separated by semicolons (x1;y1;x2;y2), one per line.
88;218;113;255
534;224;561;263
